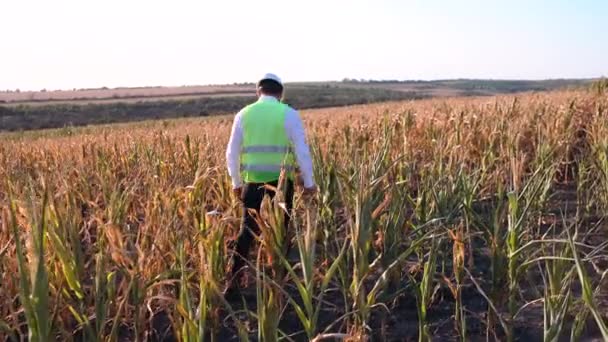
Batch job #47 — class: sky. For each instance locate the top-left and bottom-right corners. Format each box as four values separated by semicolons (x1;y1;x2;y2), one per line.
1;0;606;91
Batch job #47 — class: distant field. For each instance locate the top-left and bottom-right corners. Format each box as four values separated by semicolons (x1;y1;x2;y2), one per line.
0;79;594;131
0;84;422;131
0;79;591;104
0;84;254;103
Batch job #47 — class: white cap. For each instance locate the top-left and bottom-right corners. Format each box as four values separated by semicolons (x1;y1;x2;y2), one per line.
258;73;282;86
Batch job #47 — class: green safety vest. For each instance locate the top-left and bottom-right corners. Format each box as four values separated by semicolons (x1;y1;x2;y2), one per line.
241;99;296;183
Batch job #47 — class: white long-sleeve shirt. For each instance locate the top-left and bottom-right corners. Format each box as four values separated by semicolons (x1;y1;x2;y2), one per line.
226;95;315;189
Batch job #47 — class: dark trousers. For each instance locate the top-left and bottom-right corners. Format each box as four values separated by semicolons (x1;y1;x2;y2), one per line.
230;180;294;278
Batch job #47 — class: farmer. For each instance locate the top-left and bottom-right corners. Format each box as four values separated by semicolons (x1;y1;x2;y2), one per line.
224;73;317;297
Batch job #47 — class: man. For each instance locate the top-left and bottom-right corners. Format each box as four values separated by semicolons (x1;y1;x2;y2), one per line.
224;73;317;297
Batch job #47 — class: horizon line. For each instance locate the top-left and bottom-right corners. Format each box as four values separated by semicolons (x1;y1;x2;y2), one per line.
2;76;603;93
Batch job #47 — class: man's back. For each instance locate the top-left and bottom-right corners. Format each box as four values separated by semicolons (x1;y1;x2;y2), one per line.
240;99;296;183
226;94;314;190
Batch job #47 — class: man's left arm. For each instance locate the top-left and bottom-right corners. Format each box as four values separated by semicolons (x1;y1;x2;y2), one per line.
226;111;244;191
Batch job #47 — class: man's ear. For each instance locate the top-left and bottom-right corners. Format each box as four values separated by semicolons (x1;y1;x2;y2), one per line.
256;87;262;97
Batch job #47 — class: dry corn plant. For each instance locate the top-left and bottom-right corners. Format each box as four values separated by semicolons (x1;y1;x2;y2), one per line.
1;89;608;341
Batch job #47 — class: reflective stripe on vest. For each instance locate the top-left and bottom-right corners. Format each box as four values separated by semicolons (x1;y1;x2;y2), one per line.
242;145;292;154
241;164;295;172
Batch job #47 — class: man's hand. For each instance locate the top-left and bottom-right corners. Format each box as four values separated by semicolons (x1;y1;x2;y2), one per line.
233;187;243;201
302;185;318;201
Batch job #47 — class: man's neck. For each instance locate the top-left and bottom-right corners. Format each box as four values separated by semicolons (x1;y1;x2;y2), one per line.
258;94;279;102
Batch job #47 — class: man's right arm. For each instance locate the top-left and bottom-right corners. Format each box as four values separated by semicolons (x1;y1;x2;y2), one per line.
285;108;315;189
226;111;244;189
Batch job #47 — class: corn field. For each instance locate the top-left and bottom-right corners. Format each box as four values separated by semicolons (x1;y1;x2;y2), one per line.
1;90;608;341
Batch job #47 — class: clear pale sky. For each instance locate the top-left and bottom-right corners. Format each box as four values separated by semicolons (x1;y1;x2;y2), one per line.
1;0;606;91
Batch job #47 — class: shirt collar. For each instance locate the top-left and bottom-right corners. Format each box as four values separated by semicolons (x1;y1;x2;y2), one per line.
258;94;279;102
